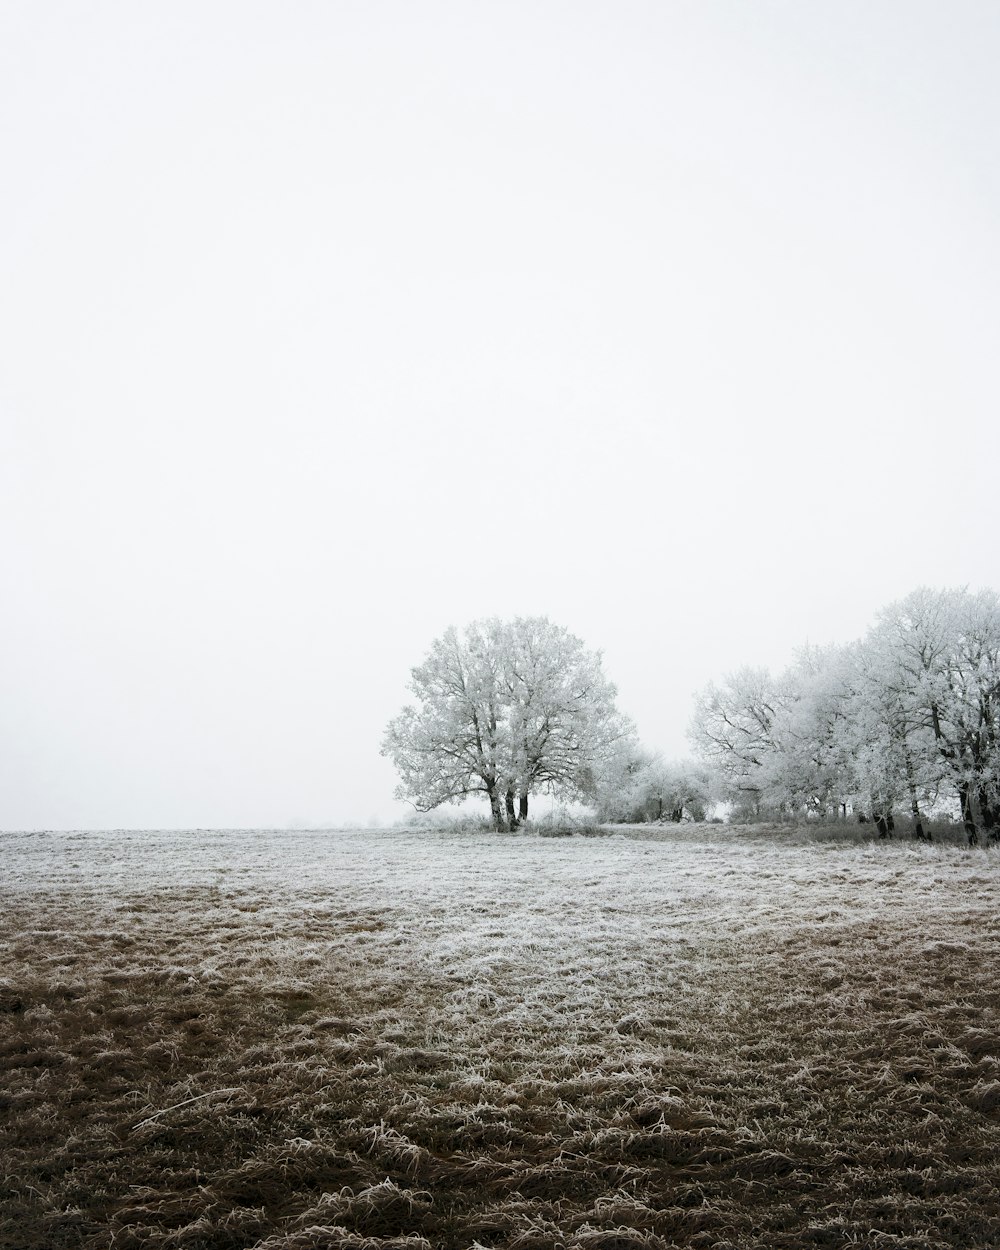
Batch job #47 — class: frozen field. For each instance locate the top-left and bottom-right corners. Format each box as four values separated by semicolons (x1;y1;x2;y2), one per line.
2;824;1000;1249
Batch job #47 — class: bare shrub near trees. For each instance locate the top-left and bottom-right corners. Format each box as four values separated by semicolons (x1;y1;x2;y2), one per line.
382;617;633;832
690;587;1000;845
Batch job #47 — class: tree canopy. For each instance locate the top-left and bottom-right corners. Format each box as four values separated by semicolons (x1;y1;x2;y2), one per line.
382;617;632;831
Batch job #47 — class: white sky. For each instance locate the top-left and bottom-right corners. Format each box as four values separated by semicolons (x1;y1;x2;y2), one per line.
3;1;999;829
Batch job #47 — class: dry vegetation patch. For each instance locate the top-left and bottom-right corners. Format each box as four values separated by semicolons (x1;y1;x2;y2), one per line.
2;824;999;1249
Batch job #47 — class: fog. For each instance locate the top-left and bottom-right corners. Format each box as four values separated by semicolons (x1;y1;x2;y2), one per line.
3;1;999;829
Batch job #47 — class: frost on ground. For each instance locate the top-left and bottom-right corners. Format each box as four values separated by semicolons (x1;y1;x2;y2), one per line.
2;824;1000;1250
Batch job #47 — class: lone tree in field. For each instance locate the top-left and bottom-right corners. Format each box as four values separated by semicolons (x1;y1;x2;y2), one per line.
382;617;633;831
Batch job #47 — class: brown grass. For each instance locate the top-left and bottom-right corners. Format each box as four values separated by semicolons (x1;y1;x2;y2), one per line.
1;823;999;1248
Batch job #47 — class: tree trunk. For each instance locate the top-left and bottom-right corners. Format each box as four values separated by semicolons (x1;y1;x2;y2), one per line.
487;784;507;832
978;786;999;844
959;784;978;846
505;787;519;830
910;796;928;841
518;791;529;823
904;754;928;841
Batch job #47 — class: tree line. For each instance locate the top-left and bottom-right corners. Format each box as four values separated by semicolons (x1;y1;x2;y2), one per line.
689;587;1000;844
382;589;999;843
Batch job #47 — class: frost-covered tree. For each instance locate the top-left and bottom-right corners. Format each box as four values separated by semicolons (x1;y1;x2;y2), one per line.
382;617;633;831
871;587;1000;844
840;630;941;838
691;648;859;821
688;666;791;815
590;748;712;823
690;587;1000;841
767;645;856;818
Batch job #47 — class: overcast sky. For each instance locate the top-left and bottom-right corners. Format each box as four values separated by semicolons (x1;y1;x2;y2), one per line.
3;1;999;829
